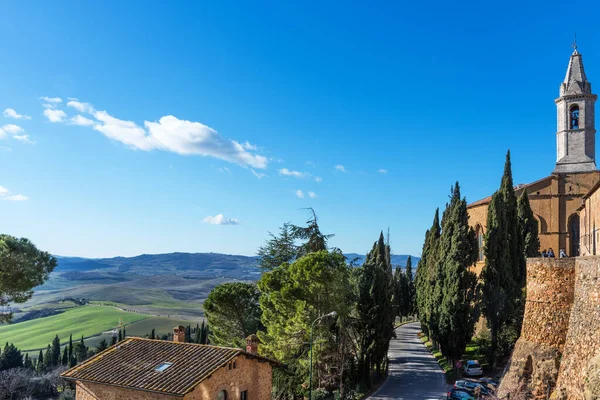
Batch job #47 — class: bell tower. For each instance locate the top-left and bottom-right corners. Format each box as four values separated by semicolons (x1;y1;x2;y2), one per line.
553;45;597;173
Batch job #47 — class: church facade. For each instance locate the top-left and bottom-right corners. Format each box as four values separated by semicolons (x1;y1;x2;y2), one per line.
468;48;600;273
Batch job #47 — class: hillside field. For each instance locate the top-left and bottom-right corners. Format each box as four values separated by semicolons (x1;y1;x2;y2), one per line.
0;305;149;351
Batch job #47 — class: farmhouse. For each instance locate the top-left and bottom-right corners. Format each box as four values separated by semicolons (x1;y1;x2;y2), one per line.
61;327;277;400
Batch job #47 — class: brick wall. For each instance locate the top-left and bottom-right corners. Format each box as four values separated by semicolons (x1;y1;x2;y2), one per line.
185;355;272;400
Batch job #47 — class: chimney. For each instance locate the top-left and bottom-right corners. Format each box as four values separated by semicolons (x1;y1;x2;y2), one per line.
173;325;186;343
245;334;260;354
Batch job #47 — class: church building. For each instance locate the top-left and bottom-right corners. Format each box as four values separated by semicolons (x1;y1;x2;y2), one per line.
468;46;600;272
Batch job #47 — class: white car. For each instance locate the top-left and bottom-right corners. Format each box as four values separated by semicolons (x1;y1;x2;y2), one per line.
462;360;483;376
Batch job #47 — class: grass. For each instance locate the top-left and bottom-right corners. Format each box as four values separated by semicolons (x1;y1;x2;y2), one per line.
0;305;149;351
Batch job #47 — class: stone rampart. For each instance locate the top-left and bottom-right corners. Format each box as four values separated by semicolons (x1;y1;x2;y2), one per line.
498;258;575;399
499;256;600;400
552;256;600;400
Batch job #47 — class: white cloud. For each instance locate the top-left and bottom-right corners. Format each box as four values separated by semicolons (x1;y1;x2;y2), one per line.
242;141;257;151
70;115;95;126
13;135;34;144
219;167;231;174
315;176;322;183
3;108;31;120
40;97;62;104
0;186;28;201
251;169;267;179
4;194;28;202
203;214;239;225
378;169;388;174
296;190;305;198
40;97;270;170
308;191;317;198
1;124;24;135
43;109;67;123
335;165;347;172
67;100;95;113
279;168;307;178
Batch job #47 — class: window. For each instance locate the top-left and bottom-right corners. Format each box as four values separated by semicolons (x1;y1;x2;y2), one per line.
233;360;236;369
476;225;484;262
570;105;580;129
241;390;248;400
217;390;227;400
155;362;172;372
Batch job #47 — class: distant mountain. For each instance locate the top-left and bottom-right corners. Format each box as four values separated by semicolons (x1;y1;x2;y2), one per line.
55;251;419;277
343;253;419;268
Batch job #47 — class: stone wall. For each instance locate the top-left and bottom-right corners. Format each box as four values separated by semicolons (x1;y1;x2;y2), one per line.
76;382;178;400
498;258;575;399
553;256;600;400
499;256;600;400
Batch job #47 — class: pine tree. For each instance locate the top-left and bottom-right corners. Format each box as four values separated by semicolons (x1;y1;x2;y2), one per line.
0;343;23;371
51;334;61;367
62;345;69;366
150;328;155;340
481;151;523;365
436;183;479;363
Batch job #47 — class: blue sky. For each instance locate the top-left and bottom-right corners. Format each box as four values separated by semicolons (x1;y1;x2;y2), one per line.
1;0;599;258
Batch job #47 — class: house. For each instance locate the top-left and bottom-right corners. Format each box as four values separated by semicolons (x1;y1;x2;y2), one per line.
61;327;278;400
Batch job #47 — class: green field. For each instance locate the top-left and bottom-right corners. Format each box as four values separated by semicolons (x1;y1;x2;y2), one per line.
0;305;149;351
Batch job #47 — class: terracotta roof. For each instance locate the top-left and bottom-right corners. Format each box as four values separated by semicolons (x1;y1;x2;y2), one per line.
61;338;278;396
467;175;555;208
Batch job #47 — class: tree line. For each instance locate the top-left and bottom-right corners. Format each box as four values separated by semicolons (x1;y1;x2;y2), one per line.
415;151;540;367
203;208;414;399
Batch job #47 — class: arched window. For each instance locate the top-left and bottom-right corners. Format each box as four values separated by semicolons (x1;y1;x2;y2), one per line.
476;225;484;262
216;391;227;400
568;214;580;257
570;104;580;129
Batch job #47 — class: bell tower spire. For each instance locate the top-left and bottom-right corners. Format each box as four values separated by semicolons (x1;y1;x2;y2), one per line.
553;46;597;173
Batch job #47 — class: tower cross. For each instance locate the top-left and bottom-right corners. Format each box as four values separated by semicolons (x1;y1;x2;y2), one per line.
572;33;578;53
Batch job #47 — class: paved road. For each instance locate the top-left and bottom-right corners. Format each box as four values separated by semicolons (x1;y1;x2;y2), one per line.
368;322;447;400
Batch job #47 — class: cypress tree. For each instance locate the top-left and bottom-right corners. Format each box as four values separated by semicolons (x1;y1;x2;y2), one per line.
123;327;127;339
393;265;405;318
51;334;61;367
185;325;191;343
43;345;51;370
37;349;44;373
481;151;523;365
150;328;155;340
518;191;540;261
404;256;415;317
24;353;33;370
415;209;441;338
68;334;73;362
96;338;108;353
111;335;117;346
62;345;69;366
118;329;123;342
194;323;201;343
437;183;479;363
200;321;206;345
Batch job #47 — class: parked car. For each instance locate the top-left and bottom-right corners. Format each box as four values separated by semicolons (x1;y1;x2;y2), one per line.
454;380;492;396
478;377;499;387
447;388;475;400
463;360;483;376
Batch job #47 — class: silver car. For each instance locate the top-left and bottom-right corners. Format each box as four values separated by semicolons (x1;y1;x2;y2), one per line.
462;360;483;376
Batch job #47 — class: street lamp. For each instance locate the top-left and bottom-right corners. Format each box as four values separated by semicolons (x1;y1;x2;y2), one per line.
309;311;337;400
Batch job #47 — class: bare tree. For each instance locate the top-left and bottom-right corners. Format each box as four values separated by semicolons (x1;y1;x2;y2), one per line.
0;368;33;400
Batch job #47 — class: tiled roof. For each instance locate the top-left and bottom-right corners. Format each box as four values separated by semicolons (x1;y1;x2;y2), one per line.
61;338;277;396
